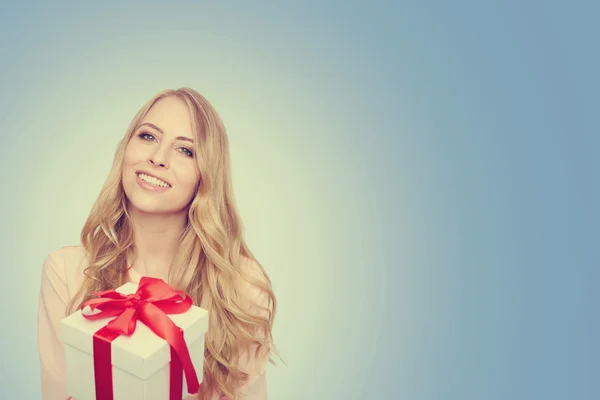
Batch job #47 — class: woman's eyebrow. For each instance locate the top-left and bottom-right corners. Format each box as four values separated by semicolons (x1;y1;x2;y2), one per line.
138;122;194;143
176;136;194;143
138;122;164;134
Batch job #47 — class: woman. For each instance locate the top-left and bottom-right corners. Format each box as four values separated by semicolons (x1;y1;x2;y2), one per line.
38;88;277;400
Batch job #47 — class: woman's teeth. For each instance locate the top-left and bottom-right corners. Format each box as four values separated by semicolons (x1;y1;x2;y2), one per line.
138;173;170;188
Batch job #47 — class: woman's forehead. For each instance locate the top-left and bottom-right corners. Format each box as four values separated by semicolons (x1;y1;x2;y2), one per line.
141;96;194;138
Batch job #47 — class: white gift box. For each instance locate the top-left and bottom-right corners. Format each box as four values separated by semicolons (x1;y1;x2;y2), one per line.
59;281;209;400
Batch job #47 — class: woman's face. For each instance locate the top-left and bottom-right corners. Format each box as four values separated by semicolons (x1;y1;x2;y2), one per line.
122;96;200;216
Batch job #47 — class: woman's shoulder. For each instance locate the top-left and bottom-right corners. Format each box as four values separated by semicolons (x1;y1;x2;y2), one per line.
43;245;89;286
238;256;268;287
236;256;271;311
46;245;87;267
239;256;265;279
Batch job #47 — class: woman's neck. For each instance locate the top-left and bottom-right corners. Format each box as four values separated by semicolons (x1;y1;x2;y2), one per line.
127;206;187;279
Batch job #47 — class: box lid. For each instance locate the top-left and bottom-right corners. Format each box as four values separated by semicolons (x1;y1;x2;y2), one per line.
60;282;209;379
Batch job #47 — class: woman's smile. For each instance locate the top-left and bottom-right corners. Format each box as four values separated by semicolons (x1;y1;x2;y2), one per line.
135;172;172;193
136;172;171;193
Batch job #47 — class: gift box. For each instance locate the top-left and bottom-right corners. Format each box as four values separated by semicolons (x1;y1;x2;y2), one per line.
59;278;209;400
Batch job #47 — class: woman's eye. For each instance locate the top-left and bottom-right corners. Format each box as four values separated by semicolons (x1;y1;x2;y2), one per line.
179;147;194;157
139;132;156;141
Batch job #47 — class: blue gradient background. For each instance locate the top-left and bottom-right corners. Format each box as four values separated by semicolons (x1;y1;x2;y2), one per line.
0;1;598;399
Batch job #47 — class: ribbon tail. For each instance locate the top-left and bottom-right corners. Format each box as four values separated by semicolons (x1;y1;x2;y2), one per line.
139;303;200;394
169;328;200;394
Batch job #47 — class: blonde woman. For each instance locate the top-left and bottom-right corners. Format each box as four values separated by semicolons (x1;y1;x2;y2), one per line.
38;88;277;400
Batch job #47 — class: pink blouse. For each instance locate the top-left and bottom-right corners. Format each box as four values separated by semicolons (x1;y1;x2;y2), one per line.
38;246;270;400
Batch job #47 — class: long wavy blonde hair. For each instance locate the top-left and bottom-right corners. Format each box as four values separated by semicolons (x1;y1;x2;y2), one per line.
66;88;277;399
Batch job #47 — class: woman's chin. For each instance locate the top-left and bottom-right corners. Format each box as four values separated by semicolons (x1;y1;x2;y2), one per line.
123;181;193;218
128;201;181;216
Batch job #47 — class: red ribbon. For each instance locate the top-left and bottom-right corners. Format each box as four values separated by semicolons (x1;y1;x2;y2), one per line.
82;277;200;400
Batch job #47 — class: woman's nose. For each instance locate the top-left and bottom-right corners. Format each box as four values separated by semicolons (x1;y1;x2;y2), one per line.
149;158;167;168
149;147;169;168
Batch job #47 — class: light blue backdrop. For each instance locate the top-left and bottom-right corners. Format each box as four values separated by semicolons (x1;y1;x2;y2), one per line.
0;1;597;399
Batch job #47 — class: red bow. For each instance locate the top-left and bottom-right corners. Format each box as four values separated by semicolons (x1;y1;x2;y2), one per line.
82;277;200;399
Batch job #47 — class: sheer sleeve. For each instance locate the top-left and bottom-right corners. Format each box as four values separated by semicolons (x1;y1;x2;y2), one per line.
38;251;71;400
